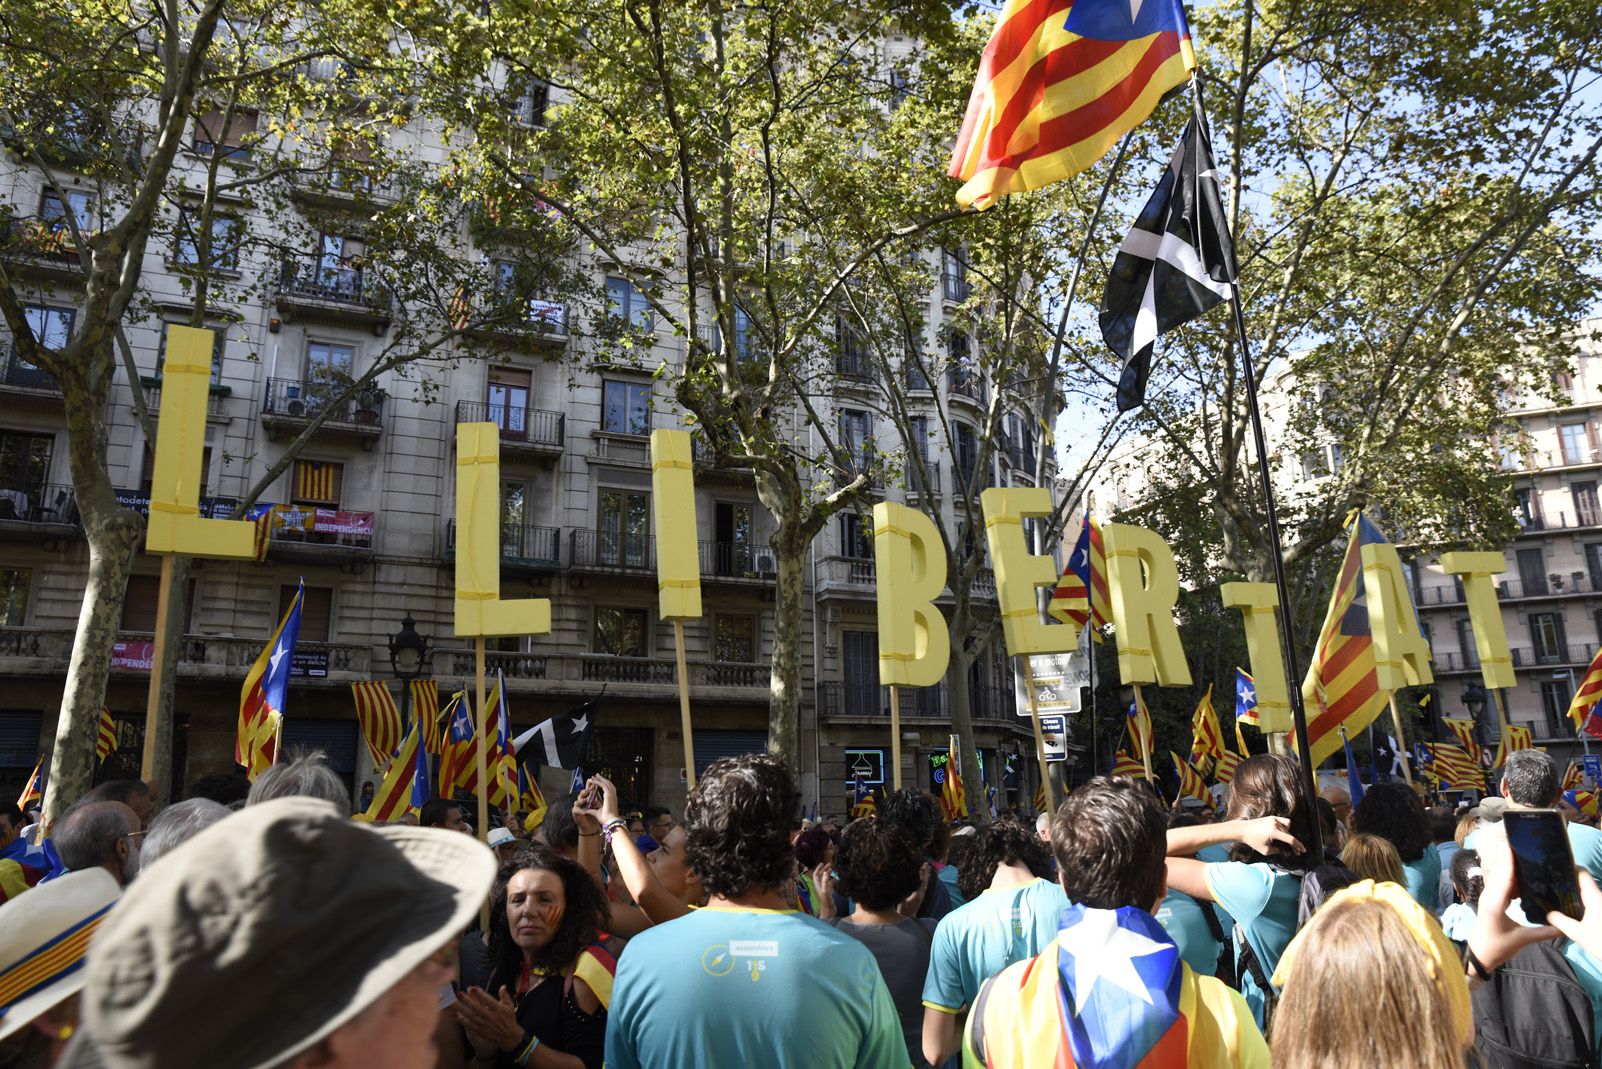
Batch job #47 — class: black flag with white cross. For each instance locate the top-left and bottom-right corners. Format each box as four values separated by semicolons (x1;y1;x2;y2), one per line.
512;695;598;770
1101;105;1237;412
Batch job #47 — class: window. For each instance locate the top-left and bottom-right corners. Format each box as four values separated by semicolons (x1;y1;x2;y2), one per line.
0;431;52;497
279;584;333;643
1561;423;1590;464
174;211;242;271
509;77;549;128
291;460;343;506
598;490;650;567
193;109;258;158
1529;612;1565;663
605;276;652;331
839;409;872;473
840;512;873;559
594;607;648;657
24;305;74;349
40;189;95;233
0;569;28;625
601;380;650;435
156;324;225;384
714;615;756;663
1575;482;1600;527
488;368;531;438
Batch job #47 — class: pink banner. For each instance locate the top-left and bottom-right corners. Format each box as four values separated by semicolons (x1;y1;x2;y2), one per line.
112;640;155;671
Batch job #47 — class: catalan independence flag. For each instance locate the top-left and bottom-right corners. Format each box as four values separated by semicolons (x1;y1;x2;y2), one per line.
237;579;303;778
948;0;1197;209
1048;512;1109;642
95;707;117;763
1301;514;1391;768
351;681;404;772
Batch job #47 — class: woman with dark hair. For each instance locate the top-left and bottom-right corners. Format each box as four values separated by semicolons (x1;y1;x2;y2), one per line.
1353;781;1440;910
455;845;610;1069
1163;753;1317;1027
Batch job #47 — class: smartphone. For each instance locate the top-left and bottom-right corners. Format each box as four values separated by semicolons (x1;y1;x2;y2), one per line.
1504;809;1584;925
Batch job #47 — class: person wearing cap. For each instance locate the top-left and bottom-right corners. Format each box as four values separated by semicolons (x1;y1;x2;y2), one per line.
605;754;905;1069
1465;750;1602;881
486;827;520;863
57;797;494;1069
0;868;121;1068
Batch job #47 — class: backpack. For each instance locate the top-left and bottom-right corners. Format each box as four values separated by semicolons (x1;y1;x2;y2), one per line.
1471;939;1596;1069
1234;862;1359;1027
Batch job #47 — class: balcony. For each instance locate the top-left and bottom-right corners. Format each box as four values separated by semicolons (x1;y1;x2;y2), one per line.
455;401;564;462
698;541;777;585
264;505;376;563
261;377;385;447
690;436;756;484
0;345;64;411
274;253;392;330
0;483;79;541
0;629;369;683
816;555;876;599
0;214;85;283
140;379;231;422
463;298;570;350
443;520;562;575
568;528;654;574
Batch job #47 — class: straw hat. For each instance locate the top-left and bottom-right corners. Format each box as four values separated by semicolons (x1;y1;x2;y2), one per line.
0;868;122;1041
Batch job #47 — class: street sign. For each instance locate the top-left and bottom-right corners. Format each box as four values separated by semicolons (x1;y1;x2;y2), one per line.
1585;754;1601;784
1016;651;1086;717
1040;715;1067;762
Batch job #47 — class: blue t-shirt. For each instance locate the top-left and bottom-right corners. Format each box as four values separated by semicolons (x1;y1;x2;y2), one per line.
605;906;908;1069
1204;862;1301;1026
1154;889;1223;975
1403;848;1442;912
921;877;1069;1012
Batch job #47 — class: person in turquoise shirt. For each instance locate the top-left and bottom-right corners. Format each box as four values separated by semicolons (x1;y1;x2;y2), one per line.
605;754;907;1069
1165;754;1320;1027
1353;782;1440;910
1464;750;1602;883
920;819;1061;1066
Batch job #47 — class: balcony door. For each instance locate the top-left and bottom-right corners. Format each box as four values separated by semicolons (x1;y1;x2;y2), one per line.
488;368;531;439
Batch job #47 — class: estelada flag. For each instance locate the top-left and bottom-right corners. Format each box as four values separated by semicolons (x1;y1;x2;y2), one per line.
949;0;1198;209
1301;514;1392;767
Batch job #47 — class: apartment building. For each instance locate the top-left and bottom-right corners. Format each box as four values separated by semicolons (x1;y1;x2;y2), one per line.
0;88;1044;814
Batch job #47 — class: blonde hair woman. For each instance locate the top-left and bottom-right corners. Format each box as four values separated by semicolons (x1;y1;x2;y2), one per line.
1341;833;1406;886
1269;881;1471;1068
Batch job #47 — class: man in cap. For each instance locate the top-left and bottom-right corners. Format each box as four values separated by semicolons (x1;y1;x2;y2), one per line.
0;868;122;1059
59;796;494;1069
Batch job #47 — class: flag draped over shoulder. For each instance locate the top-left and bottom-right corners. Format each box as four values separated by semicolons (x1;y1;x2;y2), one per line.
364;717;428;823
351;681;404;772
237;580;303;779
1301;515;1392;768
95;708;117;763
948;0;1197;209
1188;685;1223;766
1101;106;1236;412
1049;513;1109;639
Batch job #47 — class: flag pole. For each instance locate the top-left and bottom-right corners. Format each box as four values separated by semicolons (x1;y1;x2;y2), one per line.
1191;77;1324;860
888;684;903;790
672;619;697;792
474;637;489;929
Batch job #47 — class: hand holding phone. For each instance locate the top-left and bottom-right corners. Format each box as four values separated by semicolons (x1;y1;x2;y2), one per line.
1504;809;1584;925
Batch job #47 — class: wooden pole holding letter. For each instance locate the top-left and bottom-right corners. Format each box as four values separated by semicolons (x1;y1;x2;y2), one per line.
673;620;697;791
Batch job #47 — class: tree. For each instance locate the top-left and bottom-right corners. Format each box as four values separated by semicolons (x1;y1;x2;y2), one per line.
0;0;511;819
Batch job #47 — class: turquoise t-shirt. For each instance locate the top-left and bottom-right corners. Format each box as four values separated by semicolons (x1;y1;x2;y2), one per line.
921;877;1069;1012
1154;889;1223;975
1204;861;1301;1026
1403;848;1443;912
605;906;908;1069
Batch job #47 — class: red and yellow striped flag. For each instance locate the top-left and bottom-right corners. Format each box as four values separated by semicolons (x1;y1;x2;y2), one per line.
1301;514;1391;767
1569;646;1602;732
1171;752;1209;803
1189;685;1223;767
948;0;1198;209
410;679;442;755
96;707;117;763
351;681;404;772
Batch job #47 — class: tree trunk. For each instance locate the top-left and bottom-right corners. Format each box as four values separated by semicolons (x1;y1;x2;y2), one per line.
767;524;806;772
147;554;193;800
46;357;142;825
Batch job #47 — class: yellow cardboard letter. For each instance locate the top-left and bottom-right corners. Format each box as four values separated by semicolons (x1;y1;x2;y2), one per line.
651;430;702;620
1441;551;1514;690
1359;542;1434;690
1220;582;1292;733
1102;523;1191;686
144;325;255;557
872;502;950;686
453;424;551;637
981;488;1073;655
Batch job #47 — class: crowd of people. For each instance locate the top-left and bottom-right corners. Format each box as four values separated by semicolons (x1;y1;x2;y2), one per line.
6;746;1602;1067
